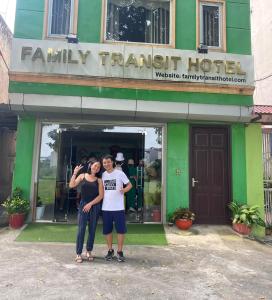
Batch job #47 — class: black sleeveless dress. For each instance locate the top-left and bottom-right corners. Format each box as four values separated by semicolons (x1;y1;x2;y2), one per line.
76;175;101;255
80;176;99;205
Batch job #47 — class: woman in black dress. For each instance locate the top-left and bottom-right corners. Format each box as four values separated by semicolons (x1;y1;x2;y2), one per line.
69;158;104;263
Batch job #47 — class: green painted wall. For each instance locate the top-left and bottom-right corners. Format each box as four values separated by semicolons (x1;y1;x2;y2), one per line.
167;123;189;216
77;0;102;43
14;0;44;39
245;124;265;237
13;0;251;54
9;81;253;106
231;124;247;205
226;1;251;54
175;0;196;50
12;117;36;201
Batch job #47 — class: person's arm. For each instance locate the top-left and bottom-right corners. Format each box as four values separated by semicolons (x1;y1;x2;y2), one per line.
120;181;132;194
83;179;104;213
120;172;133;194
69;165;84;188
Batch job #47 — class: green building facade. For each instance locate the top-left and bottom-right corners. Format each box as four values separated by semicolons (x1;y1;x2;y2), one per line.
9;0;264;235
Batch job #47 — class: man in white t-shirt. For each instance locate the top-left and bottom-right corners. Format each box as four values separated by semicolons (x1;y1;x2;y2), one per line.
102;154;132;262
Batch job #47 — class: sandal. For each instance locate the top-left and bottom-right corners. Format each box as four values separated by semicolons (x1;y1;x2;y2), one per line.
85;251;94;261
75;255;83;263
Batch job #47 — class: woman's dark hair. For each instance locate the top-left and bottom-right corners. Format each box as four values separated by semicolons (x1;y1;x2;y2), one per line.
87;158;100;173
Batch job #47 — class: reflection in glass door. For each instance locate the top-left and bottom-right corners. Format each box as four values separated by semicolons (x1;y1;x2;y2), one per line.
54;130;74;222
102;126;163;223
37;123;163;223
143;127;162;223
36;124;59;221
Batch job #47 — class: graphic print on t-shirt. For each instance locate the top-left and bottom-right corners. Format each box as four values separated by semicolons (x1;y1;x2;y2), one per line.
104;179;117;190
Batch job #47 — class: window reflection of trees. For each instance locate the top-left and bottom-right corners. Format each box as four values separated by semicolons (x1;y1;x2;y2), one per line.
106;0;170;44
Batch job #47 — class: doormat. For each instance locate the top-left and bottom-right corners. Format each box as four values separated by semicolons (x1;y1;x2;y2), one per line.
16;223;168;246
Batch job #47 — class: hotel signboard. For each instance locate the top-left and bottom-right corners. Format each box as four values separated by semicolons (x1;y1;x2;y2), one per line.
11;38;254;87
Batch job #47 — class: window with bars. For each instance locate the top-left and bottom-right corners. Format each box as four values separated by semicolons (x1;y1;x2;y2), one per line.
105;0;171;44
199;1;223;49
48;0;74;36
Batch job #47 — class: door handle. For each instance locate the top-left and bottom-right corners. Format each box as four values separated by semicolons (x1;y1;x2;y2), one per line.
192;177;199;187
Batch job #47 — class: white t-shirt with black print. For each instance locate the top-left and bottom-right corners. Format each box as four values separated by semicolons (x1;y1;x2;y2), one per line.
102;169;130;211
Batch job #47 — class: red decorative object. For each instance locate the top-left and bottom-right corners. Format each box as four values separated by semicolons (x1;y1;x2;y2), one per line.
9;213;25;229
175;219;192;230
151;209;161;222
233;223;252;235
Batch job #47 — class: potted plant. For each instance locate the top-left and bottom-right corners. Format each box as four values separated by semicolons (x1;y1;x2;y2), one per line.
151;207;161;222
151;181;161;222
266;225;272;235
167;212;174;227
229;202;266;235
172;208;195;230
2;187;30;229
36;197;45;220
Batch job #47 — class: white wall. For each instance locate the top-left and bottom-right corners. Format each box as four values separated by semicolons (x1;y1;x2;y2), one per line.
251;0;272;105
0;15;12;104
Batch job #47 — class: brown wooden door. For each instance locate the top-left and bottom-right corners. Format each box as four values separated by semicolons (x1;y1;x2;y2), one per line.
190;127;230;224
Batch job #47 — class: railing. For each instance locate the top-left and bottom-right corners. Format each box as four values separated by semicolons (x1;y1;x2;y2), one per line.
264;185;272;227
263;129;272;227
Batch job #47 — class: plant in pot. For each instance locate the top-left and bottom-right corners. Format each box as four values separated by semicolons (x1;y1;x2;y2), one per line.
229;202;266;235
151;191;162;222
172;208;195;230
266;225;272;236
36;197;45;220
2;187;30;229
167;212;174;227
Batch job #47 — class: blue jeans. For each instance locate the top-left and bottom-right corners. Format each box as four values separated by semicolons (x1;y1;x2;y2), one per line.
76;201;101;255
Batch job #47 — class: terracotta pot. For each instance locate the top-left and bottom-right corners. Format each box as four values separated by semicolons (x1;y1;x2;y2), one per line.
151;209;161;222
175;219;192;230
36;205;45;220
265;228;272;235
233;223;251;235
9;213;25;229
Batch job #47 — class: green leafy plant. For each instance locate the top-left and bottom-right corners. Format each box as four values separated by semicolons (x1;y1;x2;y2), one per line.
167;212;174;223
172;208;195;221
2;187;30;215
229;202;265;227
36;197;43;207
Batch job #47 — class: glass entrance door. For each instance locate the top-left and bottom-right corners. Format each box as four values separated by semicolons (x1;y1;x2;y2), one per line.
36;125;77;222
101;126;162;223
37;123;163;223
142;127;162;222
36;124;59;221
54;130;77;222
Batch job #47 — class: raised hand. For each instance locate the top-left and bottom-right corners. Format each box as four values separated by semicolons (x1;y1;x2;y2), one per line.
73;165;83;176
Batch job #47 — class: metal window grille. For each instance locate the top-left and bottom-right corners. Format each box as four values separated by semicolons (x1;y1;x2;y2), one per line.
263;129;272;227
49;0;72;36
200;3;221;48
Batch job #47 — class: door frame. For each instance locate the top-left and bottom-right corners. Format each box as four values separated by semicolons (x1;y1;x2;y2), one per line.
32;119;167;223
189;124;232;224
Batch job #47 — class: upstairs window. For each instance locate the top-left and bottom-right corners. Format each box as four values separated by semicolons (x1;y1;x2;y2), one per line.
198;1;226;51
105;0;173;45
46;0;78;37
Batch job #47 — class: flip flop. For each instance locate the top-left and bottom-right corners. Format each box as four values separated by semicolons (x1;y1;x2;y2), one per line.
85;251;94;261
75;256;83;263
